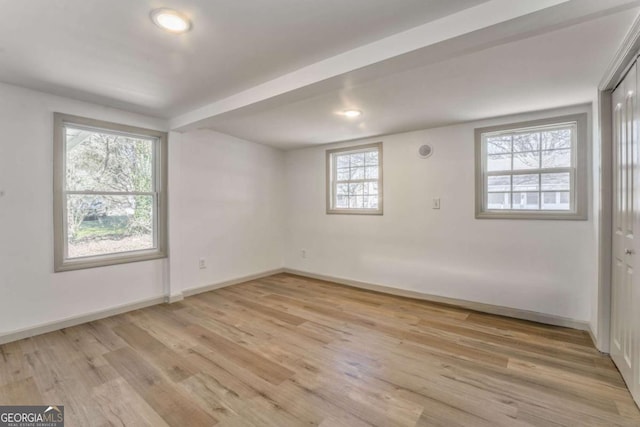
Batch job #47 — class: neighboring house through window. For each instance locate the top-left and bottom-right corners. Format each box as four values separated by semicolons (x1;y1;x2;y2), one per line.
475;113;588;220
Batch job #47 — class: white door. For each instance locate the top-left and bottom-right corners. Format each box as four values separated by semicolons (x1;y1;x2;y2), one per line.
611;61;640;404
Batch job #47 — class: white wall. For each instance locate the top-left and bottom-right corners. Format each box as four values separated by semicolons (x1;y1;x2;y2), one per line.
0;80;595;336
284;104;596;322
168;129;285;296
0;83;168;334
0;83;285;337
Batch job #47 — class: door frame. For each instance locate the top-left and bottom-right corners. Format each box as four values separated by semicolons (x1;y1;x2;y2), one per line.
596;15;640;353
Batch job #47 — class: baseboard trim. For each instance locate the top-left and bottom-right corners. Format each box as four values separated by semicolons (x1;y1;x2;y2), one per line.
283;268;590;332
166;293;185;304
182;268;286;297
0;295;165;345
0;266;589;345
0;268;286;345
588;327;603;353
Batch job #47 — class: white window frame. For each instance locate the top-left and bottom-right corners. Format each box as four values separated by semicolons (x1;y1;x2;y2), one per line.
475;113;588;220
326;142;383;215
53;113;168;272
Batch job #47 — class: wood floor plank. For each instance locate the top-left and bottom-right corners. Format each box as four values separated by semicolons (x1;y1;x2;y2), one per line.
264;293;509;368
92;378;172;427
0;341;31;387
104;347;217;426
0;273;638;426
18;337;114;427
215;289;308;325
0;377;44;405
113;322;197;382
184;324;295;385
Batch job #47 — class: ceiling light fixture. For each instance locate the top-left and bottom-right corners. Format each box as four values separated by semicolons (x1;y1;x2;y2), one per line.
341;109;362;118
150;8;192;34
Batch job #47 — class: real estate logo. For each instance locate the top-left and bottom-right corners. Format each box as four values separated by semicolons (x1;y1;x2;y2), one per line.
0;406;64;427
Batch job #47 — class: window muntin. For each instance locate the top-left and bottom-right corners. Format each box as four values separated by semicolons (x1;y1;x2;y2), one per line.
327;143;382;214
475;114;587;220
54;114;168;271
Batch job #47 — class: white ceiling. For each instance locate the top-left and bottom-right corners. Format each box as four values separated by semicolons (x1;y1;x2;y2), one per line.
0;0;638;149
202;8;639;149
0;0;488;118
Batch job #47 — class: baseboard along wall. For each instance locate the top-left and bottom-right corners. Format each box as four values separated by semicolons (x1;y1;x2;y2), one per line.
0;296;165;346
284;268;591;332
0;267;592;345
0;269;285;346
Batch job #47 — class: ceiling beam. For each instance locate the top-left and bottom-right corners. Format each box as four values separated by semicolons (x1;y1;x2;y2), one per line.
170;0;640;133
169;0;570;131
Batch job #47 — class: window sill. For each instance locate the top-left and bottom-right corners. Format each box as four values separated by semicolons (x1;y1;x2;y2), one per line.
327;209;383;216
54;249;167;272
476;210;587;220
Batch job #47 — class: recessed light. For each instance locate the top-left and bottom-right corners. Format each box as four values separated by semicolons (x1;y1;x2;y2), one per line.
150;8;192;34
341;109;362;118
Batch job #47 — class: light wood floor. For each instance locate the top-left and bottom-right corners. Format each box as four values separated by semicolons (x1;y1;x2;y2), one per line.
1;273;639;426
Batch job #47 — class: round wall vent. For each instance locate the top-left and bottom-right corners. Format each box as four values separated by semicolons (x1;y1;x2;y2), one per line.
418;144;433;158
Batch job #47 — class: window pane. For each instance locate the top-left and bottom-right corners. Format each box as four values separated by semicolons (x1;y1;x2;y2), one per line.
350;153;365;167
349;196;364;209
512;192;539;210
479;120;580;218
513;174;539;192
513;151;540;170
350;167;364;180
542;149;571;168
336;154;350;168
542;191;571;210
363;196;379;209
487;136;511;154
541;172;570;191
66;128;154;192
543;192;555;204
487;193;511;210
513;132;540;152
67;194;154;258
365;182;378;195
365;166;378;179
336;168;350;181
365;151;378;165
329;146;380;212
348;183;364;196
541;128;572;150
487;175;510;192
487;154;511;172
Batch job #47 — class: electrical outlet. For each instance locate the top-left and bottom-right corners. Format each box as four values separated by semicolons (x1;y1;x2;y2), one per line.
199;258;206;269
301;249;307;259
432;198;441;209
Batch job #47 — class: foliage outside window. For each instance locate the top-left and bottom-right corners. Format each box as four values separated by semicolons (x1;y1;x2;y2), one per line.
326;142;383;215
53;113;168;271
475;113;588;220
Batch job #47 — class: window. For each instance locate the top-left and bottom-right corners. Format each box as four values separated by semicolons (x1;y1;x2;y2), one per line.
326;142;383;215
53;113;168;271
475;113;587;220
